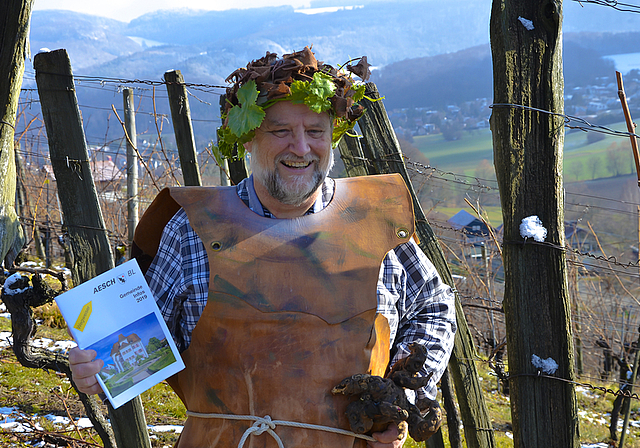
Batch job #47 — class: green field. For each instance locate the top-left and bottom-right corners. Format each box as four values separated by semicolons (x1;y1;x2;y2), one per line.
412;121;635;181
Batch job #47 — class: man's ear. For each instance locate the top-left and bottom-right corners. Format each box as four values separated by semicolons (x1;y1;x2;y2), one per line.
243;141;253;154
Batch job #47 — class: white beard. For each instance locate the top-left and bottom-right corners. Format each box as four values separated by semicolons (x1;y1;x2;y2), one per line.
251;150;335;206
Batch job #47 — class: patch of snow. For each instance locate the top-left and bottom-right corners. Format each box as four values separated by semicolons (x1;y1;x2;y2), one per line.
518;16;534;30
0;333;77;353
149;424;183;434
52;340;77;352
0;302;10;319
31;338;54;349
0;421;31;432
2;273;29;296
520;216;547;242
0;332;13;348
45;414;70;425
576;386;600;399
531;354;558;374
19;262;39;268
76;417;93;428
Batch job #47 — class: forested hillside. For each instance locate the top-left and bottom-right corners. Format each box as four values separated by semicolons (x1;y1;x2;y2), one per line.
372;32;637;110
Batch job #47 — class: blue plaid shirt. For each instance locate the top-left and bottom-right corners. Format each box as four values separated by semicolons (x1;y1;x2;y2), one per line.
146;176;456;399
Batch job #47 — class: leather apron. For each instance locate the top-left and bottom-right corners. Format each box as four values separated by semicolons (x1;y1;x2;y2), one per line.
132;174;415;448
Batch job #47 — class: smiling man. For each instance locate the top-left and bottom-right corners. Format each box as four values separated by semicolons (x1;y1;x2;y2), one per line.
247;100;334;216
69;47;456;448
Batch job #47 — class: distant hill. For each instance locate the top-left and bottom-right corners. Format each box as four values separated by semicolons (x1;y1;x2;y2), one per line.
371;32;636;110
26;0;640;87
27;0;492;84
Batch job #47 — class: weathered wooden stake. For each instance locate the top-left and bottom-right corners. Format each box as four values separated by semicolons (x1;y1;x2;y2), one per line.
220;159;231;186
341;82;496;448
35;48;152;448
337;136;370;177
164;69;202;186
0;0;30;266
490;0;579;446
123;88;139;243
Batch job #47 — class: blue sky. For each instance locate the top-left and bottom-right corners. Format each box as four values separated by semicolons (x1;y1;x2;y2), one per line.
33;0;312;22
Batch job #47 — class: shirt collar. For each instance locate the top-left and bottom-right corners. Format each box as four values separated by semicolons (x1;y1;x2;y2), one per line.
240;174;334;218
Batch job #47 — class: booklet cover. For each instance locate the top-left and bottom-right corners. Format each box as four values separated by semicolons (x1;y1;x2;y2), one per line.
55;259;184;408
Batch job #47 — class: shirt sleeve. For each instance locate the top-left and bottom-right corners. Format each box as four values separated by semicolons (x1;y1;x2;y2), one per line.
383;238;457;400
145;208;210;353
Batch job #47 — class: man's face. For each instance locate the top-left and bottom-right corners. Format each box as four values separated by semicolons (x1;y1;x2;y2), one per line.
246;101;334;206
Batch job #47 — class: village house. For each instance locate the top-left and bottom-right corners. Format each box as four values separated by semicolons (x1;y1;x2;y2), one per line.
447;209;493;242
110;333;149;373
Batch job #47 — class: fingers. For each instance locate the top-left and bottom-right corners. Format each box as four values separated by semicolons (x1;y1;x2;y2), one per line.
69;347;98;364
367;422;407;448
68;347;104;395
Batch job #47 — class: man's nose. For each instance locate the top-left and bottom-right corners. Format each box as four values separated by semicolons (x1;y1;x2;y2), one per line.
289;132;311;157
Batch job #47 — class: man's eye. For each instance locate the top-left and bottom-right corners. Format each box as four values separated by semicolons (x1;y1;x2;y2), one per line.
308;130;324;137
271;129;289;137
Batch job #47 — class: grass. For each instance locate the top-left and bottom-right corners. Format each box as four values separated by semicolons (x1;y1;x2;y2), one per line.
413;121;635;182
413;128;494;176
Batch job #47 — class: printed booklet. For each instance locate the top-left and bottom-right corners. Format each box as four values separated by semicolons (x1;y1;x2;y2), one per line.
55;259;184;408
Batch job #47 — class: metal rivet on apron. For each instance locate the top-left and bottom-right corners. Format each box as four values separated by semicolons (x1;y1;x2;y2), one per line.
211;241;222;251
396;228;409;239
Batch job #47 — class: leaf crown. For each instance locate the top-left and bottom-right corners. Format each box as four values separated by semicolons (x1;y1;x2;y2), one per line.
216;46;371;160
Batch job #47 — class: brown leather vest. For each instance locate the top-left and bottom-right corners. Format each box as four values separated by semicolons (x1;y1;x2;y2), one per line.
132;174;414;448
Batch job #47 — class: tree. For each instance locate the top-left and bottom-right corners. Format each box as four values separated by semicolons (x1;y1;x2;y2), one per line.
587;155;601;179
0;0;30;267
606;144;624;177
441;118;464;141
474;159;496;181
568;160;583;182
398;138;430;167
490;0;580;447
147;336;164;353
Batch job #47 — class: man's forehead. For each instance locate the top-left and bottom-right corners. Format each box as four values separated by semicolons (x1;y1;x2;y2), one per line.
263;104;331;126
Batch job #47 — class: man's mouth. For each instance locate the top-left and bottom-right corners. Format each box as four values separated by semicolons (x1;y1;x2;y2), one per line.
281;160;312;169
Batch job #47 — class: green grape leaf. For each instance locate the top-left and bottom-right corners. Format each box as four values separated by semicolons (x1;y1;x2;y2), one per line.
351;84;366;103
236;80;260;106
332;118;356;146
288;73;335;113
227;103;265;138
210;140;226;167
289;80;310;104
216;126;251;160
226;81;266;138
305;73;335;113
308;72;335;101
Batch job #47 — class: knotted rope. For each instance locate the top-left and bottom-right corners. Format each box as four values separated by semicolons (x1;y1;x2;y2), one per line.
185;411;377;448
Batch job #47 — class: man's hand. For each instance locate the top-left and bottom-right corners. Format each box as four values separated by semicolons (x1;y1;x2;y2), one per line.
68;347;104;395
367;422;408;448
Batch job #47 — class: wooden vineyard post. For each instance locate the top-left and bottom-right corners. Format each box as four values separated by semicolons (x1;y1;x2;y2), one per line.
123;88;139;243
35;48;152;448
344;82;496;448
337;135;371;177
490;0;579;446
164;69;202;186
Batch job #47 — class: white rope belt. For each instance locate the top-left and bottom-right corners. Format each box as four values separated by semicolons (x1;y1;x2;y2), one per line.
185;411;376;448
